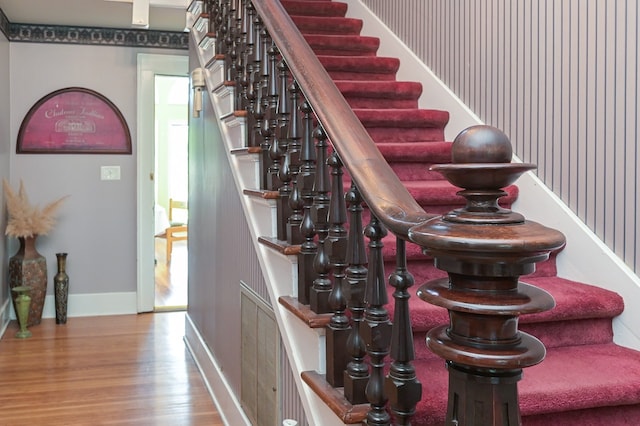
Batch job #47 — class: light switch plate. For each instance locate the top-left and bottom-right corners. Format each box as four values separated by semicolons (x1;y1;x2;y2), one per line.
101;166;121;180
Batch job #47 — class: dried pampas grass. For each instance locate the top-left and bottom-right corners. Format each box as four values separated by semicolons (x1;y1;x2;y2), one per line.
2;178;68;238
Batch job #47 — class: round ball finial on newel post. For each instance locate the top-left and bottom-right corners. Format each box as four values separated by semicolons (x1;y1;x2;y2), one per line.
409;125;566;425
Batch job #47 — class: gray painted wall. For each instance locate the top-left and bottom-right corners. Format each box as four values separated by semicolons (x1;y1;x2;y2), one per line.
0;29;9;326
7;42;183;309
187;54;244;399
187;42;306;423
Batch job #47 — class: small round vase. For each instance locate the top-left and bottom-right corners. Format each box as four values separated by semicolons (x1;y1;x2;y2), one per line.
54;253;69;324
9;236;47;327
11;286;32;338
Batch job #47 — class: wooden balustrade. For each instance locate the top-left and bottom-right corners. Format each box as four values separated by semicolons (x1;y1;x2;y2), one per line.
203;1;567;424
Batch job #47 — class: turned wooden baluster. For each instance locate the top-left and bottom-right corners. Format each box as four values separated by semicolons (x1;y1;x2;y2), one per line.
325;152;349;387
242;3;256;146
224;0;236;81
247;13;266;151
285;81;304;245
296;99;317;304
343;183;369;405
230;0;244;109
274;63;293;241
215;0;229;56
412;125;565;425
362;214;392;426
208;0;220;41
205;1;214;34
265;44;281;192
384;238;421;425
258;28;276;190
309;126;331;314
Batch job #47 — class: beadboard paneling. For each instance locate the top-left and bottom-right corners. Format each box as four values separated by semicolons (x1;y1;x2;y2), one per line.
363;0;640;272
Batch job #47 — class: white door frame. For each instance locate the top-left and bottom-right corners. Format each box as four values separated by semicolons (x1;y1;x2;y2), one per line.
136;53;189;312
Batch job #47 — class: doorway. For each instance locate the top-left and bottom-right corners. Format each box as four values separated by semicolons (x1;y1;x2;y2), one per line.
153;75;189;310
136;53;189;313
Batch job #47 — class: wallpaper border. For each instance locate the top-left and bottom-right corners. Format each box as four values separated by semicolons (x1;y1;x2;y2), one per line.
0;8;187;50
0;8;9;40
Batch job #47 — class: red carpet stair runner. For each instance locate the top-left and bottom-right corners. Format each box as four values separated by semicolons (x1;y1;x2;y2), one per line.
277;0;640;424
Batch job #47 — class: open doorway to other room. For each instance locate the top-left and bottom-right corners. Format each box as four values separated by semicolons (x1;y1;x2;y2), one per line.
153;75;189;311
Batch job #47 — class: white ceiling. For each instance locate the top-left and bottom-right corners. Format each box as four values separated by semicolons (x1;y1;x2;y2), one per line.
0;0;189;32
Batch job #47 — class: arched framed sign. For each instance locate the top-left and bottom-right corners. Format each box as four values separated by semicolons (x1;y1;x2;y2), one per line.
17;87;132;154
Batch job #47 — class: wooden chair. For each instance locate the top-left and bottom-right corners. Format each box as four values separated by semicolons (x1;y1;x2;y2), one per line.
164;198;188;263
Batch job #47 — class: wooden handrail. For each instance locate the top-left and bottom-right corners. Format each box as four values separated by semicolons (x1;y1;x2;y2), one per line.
251;0;436;238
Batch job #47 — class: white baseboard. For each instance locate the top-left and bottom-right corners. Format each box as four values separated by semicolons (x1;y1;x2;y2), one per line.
6;292;138;320
184;313;252;426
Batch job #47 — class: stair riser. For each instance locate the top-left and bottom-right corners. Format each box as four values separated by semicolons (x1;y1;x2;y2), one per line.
366;127;446;143
345;164;446;183
410;316;618;361
345;98;419;109
304;34;380;56
326;70;397;81
293;17;362;35
521;318;615;349
310;48;377;57
388;163;450;181
522;404;640;426
283;2;348;17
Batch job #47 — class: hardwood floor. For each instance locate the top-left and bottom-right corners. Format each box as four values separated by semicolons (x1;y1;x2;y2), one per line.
0;312;223;425
155;238;188;310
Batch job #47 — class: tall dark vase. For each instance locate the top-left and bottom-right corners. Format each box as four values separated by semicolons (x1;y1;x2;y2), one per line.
54;253;69;324
8;236;47;327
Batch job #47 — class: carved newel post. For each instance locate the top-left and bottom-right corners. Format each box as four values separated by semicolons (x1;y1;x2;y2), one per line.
411;125;566;425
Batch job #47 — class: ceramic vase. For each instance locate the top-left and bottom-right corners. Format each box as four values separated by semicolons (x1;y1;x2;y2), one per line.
8;236;47;326
54;253;69;324
11;286;32;338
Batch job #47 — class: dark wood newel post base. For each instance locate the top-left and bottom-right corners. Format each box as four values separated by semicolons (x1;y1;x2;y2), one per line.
446;362;522;425
410;125;566;426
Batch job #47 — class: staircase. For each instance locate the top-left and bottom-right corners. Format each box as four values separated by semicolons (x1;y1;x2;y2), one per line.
188;0;640;424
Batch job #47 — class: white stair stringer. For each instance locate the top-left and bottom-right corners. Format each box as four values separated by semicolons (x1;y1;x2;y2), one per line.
185;7;343;425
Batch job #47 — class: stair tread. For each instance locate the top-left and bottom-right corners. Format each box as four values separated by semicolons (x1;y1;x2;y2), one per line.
413;343;640;424
523;276;625;322
317;55;400;74
282;0;348;17
335;80;423;99
403;180;517;205
354;108;450;128
377;141;452;162
293;15;363;35
305;34;380;55
397;271;624;333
